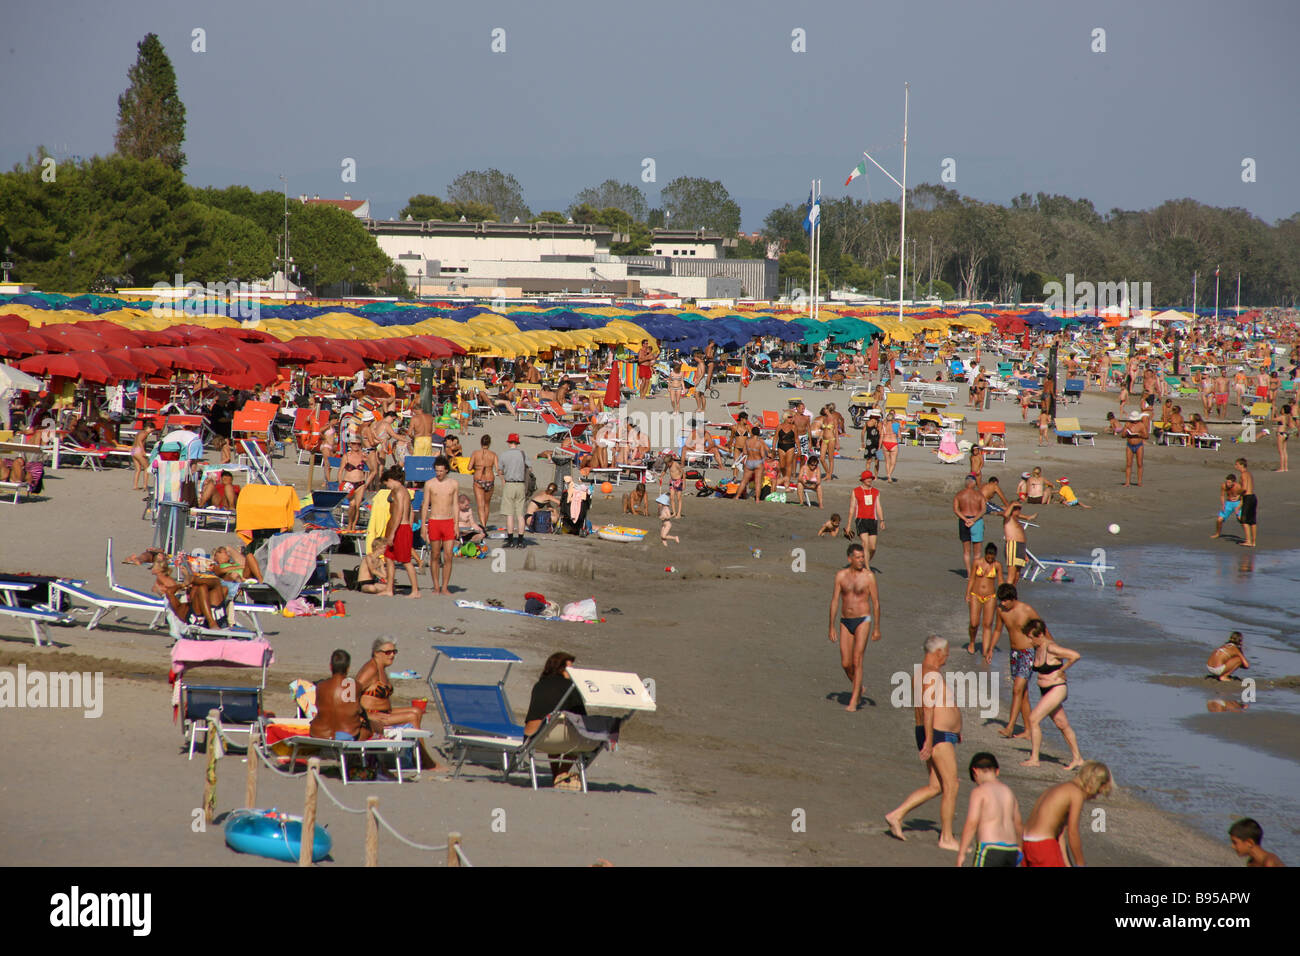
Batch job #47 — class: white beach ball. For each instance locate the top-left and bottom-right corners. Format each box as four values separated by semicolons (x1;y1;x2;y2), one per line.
1108;523;1120;535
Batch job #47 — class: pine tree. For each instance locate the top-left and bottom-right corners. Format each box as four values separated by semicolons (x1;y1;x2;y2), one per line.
115;33;187;170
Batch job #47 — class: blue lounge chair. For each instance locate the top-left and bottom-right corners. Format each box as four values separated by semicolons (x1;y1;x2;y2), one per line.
181;683;263;759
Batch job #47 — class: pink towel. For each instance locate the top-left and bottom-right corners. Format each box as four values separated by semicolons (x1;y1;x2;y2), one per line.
171;637;274;669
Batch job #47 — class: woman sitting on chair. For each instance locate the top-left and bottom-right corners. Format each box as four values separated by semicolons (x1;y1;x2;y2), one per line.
523;651;589;790
356;638;447;771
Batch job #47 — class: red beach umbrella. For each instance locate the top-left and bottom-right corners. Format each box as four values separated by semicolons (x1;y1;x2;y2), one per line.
603;364;621;409
0;330;39;358
18;351;120;384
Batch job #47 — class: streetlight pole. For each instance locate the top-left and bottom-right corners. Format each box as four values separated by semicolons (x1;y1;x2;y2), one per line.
279;174;289;294
928;235;933;299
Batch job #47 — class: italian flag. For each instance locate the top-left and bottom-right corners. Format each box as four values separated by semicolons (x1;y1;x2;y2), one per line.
845;161;867;186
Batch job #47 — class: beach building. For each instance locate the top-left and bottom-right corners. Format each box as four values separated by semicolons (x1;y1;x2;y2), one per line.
365;219;777;300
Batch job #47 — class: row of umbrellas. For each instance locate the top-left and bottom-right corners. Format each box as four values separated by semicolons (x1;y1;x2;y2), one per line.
0;315;465;388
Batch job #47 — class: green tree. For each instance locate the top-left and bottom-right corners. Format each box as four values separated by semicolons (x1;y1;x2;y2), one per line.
115;33;186;171
399;193;456;221
446;169;530;221
763;203;809;255
533;210;567;224
658;177;742;234
174;202;275;283
191;185;284;242
570;180;647;221
288;203;389;288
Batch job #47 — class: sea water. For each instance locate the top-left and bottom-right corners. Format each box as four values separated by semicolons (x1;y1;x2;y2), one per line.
1015;546;1300;862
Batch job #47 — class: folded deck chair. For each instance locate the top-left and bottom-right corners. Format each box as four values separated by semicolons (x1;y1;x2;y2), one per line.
180;683;263;759
1023;548;1114;586
48;579;167;631
0;602;76;646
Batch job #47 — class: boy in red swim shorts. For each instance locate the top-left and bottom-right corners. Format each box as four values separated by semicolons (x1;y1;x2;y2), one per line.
380;466;420;598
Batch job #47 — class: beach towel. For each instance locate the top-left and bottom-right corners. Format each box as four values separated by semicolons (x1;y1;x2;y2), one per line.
235;484;299;544
290;679;317;719
255;530;338;601
366;489;391;555
454;598;602;623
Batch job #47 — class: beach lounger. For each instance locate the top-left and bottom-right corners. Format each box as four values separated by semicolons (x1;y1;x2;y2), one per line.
1063;379;1085;404
0;580;76;645
48;579;166;631
1053;417;1096;446
180;683;263;759
238;438;283;486
1024;548;1114;586
976;421;1008;461
261;732;421;784
1193;433;1222;449
190;507;236;533
0;480;27;504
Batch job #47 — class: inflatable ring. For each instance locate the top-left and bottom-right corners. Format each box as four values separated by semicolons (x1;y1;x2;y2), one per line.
596;525;648;543
224;808;332;863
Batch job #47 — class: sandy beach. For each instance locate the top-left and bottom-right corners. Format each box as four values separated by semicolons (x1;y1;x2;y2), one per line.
2;376;1296;866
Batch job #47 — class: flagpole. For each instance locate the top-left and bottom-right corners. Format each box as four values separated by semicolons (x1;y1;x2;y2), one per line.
814;179;822;321
808;178;815;316
1192;271;1197;321
1214;266;1220;328
898;82;909;324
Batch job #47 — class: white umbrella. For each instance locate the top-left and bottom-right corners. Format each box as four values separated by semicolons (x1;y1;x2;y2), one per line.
0;363;44;393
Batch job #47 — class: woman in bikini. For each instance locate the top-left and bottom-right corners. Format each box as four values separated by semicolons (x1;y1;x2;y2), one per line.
796;454;823;508
965;542;1003;657
1020;618;1084;770
131;427;155;491
1199;372;1215;417
666;364;685;413
881;411;901;482
356;638;447;771
775;411;799;487
1122;410;1147;486
819;410;839;481
1274;404;1292;472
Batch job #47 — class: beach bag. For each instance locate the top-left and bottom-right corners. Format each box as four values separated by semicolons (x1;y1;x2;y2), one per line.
524;464;537;498
25;461;44;494
561;598;598;622
531;509;553;534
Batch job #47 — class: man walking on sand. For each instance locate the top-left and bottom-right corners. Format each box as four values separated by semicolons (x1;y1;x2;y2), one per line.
827;543;881;712
420;456;460;596
953;473;986;578
886;635;962;850
1235;458;1258;547
379;466;420;599
991;583;1043;738
847;469;884;562
955;752;1023;867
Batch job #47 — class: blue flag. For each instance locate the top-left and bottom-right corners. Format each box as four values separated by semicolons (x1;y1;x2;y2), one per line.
802;189;820;235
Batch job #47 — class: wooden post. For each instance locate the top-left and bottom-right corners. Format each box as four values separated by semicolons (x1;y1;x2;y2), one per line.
203;708;220;824
447;831;462;868
365;796;380;867
244;725;259;808
300;757;320;867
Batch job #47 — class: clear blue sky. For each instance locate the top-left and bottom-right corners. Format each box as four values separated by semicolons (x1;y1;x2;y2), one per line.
3;0;1297;231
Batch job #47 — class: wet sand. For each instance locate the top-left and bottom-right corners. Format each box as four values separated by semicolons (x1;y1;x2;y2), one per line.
3;375;1296;866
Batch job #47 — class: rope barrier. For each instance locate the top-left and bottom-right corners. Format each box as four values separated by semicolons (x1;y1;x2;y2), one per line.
209;736;473;864
369;806;449;853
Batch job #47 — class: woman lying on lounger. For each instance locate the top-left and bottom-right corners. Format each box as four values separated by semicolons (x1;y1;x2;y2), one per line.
149;555;229;629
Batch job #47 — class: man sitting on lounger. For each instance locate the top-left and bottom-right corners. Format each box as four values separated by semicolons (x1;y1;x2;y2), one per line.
197;470;240;510
310;649;372;741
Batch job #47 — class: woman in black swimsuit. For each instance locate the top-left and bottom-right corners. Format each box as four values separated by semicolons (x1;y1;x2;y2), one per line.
1020;618;1084;770
776;411;798;486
